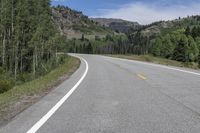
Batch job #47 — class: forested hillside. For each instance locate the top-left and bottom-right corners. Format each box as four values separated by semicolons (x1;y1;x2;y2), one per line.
0;0;66;93
60;7;200;68
126;16;200;66
84;16;200;67
51;6;129;55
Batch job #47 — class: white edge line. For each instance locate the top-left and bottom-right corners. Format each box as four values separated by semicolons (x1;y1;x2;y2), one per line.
26;55;88;133
105;56;200;76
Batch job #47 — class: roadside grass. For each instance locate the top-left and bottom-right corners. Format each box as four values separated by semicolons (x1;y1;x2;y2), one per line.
0;56;80;124
107;54;199;69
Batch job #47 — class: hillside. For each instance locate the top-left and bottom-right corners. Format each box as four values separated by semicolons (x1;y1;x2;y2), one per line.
133;16;200;37
91;18;141;33
52;6;114;39
51;6;200;67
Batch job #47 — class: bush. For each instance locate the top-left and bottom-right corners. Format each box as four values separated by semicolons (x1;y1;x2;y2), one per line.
17;73;33;83
0;80;13;94
0;68;3;73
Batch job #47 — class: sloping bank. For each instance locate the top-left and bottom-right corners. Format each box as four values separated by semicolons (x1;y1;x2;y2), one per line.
107;54;200;69
0;56;80;127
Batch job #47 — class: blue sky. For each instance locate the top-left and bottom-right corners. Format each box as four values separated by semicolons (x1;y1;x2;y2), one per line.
51;0;200;24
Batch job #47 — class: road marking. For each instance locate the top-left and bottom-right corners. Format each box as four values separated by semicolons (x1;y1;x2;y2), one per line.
107;56;200;76
26;56;89;133
137;74;147;80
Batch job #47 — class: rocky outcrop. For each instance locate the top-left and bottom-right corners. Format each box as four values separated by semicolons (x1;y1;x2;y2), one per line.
52;7;113;39
90;18;141;33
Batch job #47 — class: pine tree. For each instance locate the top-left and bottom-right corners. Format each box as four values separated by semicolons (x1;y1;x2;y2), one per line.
195;37;200;66
81;34;85;41
191;26;198;38
87;42;93;54
188;36;199;62
151;38;162;56
173;35;189;62
160;34;174;58
185;26;191;36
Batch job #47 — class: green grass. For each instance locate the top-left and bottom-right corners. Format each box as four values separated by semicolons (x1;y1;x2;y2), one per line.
107;54;199;69
0;56;80;122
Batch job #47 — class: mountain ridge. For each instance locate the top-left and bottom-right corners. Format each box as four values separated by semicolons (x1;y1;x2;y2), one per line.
90;18;141;33
52;6;114;39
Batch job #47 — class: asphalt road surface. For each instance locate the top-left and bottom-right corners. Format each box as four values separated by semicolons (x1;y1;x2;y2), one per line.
1;54;200;133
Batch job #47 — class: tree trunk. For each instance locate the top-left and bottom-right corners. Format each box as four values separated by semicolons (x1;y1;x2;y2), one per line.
2;31;6;66
10;0;14;72
41;44;44;58
56;48;58;64
36;46;38;68
33;46;36;78
14;41;19;81
20;49;23;72
11;0;14;34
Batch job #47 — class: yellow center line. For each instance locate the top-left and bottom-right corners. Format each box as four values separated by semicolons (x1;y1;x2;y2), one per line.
137;73;147;80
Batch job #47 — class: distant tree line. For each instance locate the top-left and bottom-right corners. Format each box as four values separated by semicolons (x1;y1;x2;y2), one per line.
67;34;131;55
61;15;200;69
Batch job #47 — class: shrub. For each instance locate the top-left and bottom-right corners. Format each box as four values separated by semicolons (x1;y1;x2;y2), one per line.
17;73;33;83
0;67;4;74
0;80;13;94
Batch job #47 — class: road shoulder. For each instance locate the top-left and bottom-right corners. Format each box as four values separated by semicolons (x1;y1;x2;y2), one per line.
0;56;80;129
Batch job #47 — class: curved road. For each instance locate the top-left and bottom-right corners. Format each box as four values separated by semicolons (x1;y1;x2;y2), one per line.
1;54;200;133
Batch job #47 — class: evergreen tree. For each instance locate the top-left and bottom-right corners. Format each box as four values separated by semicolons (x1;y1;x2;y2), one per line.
197;27;200;37
173;35;189;62
87;42;93;54
151;38;162;56
185;26;191;36
160;34;174;58
81;34;85;41
195;37;200;66
191;26;198;38
188;36;199;62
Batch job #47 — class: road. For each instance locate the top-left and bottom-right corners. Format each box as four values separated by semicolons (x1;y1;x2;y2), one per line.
1;54;200;133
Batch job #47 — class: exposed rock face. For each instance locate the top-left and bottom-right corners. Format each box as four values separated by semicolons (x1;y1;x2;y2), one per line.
52;7;113;39
90;18;141;33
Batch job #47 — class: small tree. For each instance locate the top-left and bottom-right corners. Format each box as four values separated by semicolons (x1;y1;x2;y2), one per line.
95;35;100;41
105;34;113;41
87;42;93;54
81;34;85;41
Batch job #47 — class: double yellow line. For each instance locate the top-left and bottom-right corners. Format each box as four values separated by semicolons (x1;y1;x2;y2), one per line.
137;73;147;80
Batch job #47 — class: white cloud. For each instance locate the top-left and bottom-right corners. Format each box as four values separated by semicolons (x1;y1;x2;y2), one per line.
94;2;200;24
